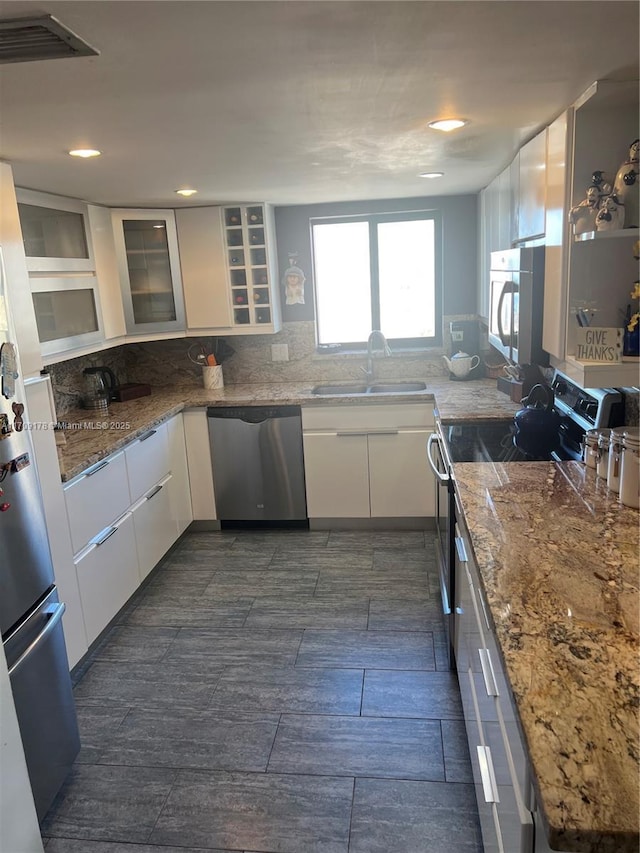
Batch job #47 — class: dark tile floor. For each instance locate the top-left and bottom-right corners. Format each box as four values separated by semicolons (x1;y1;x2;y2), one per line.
42;529;483;853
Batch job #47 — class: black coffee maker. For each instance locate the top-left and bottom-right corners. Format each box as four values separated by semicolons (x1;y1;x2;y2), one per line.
447;320;484;381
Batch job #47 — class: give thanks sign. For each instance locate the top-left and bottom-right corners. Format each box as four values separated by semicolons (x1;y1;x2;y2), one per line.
575;327;623;362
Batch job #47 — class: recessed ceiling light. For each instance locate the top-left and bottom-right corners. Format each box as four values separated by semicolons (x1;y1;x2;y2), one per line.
419;171;445;179
428;119;467;132
175;188;198;197
68;148;101;158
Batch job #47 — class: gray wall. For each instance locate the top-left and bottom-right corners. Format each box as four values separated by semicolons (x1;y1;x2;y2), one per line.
274;194;478;323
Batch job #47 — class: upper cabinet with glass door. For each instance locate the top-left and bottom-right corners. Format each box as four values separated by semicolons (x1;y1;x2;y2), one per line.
16;189;95;273
111;210;186;335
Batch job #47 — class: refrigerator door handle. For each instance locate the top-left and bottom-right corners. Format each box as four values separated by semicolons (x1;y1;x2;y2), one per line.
8;602;66;677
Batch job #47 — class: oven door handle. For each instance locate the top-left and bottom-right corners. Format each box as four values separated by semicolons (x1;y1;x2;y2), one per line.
427;433;449;483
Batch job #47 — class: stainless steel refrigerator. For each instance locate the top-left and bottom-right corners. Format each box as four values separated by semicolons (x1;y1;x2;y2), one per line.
0;249;80;822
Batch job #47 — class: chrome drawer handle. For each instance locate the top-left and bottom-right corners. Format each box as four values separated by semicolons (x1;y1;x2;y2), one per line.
146;484;163;500
139;429;157;442
455;536;468;563
86;460;109;477
477;745;500;803
95;525;118;546
479;647;499;697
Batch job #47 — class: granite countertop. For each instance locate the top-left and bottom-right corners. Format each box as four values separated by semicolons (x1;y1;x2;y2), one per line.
55;377;517;481
453;461;639;853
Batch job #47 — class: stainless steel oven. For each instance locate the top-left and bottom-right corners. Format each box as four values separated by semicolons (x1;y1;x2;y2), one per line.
426;427;455;669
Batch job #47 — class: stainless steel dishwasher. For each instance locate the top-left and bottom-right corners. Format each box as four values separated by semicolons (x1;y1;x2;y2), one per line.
207;405;307;523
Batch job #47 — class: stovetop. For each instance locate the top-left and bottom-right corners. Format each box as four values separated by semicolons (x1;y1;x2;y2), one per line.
443;371;624;465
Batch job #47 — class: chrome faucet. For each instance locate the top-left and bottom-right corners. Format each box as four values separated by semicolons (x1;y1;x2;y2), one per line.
361;330;392;381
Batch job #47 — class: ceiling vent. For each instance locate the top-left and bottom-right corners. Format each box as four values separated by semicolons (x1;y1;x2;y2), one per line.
0;15;99;64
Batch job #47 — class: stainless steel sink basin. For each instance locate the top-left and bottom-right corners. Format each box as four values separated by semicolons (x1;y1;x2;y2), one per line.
311;384;368;396
311;381;427;396
367;382;427;393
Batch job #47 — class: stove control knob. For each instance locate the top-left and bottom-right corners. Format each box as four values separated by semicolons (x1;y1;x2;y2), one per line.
580;400;598;420
0;502;10;512
554;379;568;396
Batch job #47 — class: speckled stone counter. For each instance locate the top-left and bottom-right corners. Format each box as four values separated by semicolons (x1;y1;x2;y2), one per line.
55;377;517;481
453;461;639;853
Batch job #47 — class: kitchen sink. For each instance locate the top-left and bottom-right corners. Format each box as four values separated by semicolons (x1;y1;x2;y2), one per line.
311;384;369;396
367;382;427;393
311;381;427;396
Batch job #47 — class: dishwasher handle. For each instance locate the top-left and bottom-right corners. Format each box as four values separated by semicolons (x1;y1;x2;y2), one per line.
207;405;301;424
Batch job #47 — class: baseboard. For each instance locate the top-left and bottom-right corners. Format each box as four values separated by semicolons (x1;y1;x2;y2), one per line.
309;517;435;531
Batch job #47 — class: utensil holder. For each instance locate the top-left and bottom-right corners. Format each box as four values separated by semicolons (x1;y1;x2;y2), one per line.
202;365;224;390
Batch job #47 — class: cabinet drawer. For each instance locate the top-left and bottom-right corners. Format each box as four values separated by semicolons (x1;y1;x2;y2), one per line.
64;451;130;554
302;403;434;431
131;474;176;581
125;422;170;502
74;512;139;645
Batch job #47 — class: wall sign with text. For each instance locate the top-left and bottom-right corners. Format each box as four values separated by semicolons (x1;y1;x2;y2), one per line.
575;327;623;362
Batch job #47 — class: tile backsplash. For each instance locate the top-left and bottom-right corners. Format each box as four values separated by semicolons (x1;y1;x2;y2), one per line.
45;319;639;426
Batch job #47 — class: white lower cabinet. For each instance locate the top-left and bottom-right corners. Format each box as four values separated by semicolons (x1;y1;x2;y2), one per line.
303;432;370;518
131;474;175;582
167;412;193;535
63;412;192;655
454;510;534;853
74;513;139;645
64;450;131;555
301;403;435;523
183;408;217;520
124;421;170;503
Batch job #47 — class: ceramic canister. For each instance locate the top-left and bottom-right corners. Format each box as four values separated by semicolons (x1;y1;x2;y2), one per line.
596;428;612;479
619;427;640;509
607;428;625;494
582;430;599;470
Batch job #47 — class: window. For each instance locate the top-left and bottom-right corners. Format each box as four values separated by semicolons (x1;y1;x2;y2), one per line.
311;211;441;348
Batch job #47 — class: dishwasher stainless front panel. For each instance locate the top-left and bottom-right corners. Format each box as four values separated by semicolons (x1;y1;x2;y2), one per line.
207;405;307;521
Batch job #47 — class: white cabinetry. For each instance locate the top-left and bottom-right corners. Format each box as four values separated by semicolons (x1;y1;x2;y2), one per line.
74;513;139;645
513;129;547;244
167;412;193;535
16;188;108;361
454;508;534;853
478;164;514;321
111;209;186;336
301;403;435;525
183;408;217;522
64;413;191;650
175;206;233;331
23;375;88;668
176;204;282;335
131;475;175;582
221;204;282;333
543;80;640;388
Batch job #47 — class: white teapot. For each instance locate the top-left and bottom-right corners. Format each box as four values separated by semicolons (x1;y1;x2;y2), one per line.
442;351;480;378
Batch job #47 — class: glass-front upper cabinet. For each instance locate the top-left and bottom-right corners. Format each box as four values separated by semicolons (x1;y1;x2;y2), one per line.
16;189;95;273
30;276;104;357
111;209;185;334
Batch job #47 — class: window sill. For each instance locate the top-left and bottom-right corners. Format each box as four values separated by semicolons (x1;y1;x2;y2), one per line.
313;345;445;359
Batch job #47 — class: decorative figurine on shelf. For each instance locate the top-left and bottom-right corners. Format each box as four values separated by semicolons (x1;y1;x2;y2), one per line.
623;241;640;361
591;170;614;200
569;184;601;235
595;194;625;232
612;138;639;227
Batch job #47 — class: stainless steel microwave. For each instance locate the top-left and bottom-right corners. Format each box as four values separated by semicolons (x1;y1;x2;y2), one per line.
488;246;547;366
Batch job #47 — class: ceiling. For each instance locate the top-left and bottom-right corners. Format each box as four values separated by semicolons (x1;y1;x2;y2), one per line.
0;1;638;208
